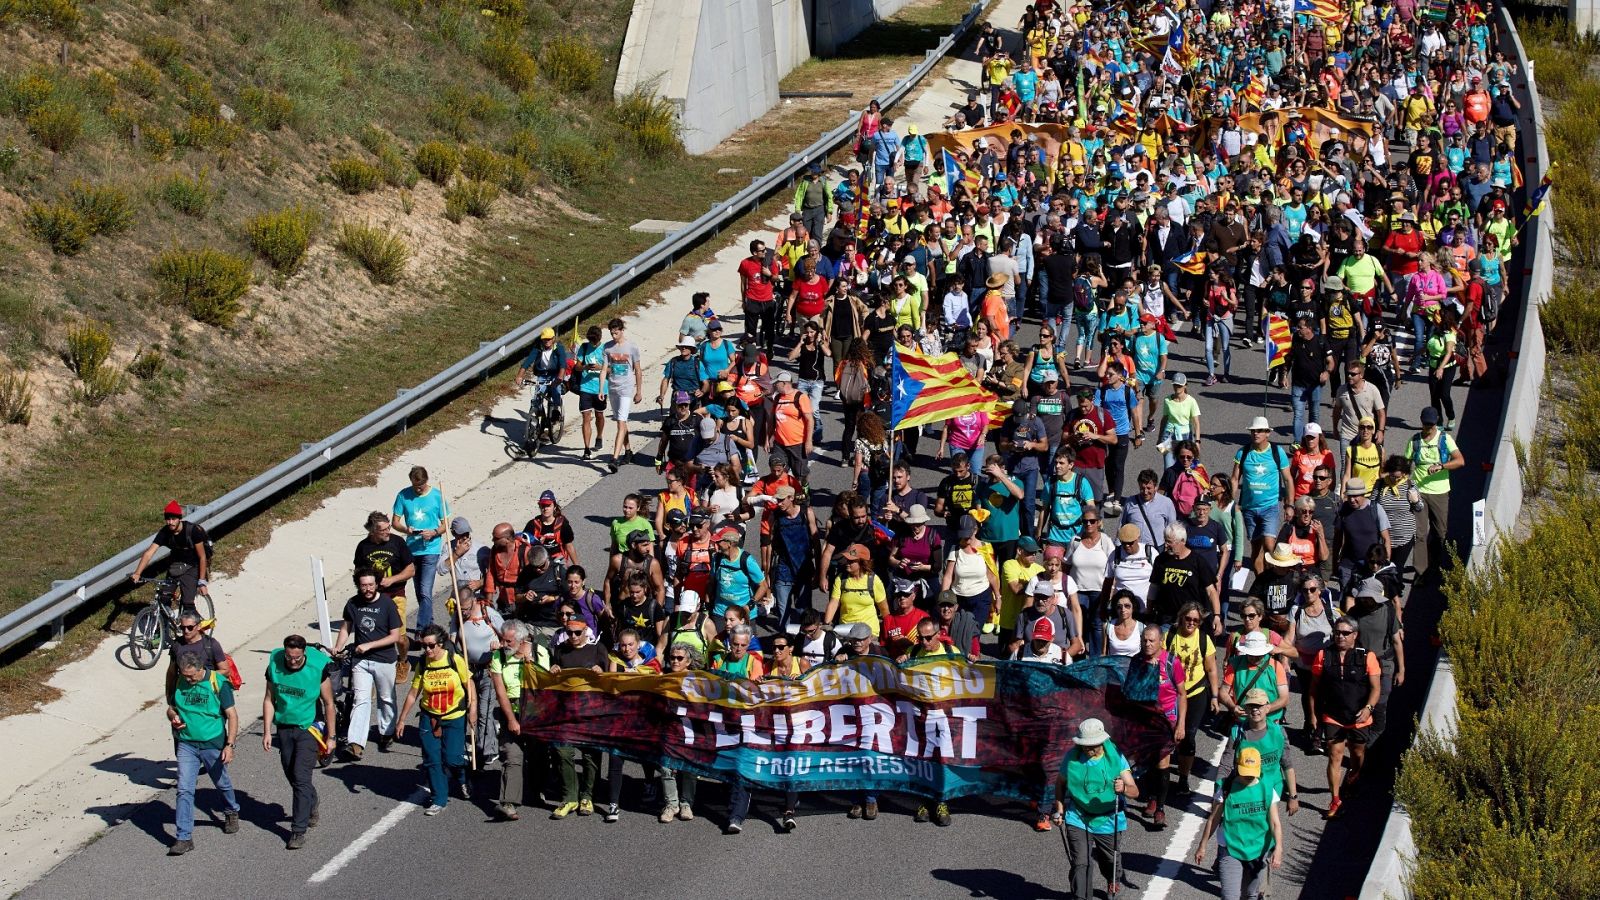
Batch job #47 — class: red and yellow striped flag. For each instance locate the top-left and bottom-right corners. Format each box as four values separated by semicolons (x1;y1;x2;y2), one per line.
889;346;998;431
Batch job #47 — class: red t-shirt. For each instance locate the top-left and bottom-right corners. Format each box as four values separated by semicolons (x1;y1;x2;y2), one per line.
738;256;778;302
880;608;930;657
793;276;831;318
1066;407;1116;469
1290;448;1335;497
1383;229;1424;276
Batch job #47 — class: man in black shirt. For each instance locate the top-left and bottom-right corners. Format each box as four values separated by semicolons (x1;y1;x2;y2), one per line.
934;453;978;545
334;569;404;758
1149;522;1219;628
353;512;416;614
131;500;210;609
1288;318;1333;443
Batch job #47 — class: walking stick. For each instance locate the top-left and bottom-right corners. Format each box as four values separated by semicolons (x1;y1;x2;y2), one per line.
1109;791;1124;896
437;482;477;773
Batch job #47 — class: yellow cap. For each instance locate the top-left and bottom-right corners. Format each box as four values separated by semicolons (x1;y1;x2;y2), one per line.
539;327;556;340
1236;746;1262;777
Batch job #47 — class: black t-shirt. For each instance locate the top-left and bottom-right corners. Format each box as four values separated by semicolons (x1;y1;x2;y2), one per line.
1042;253;1077;304
518;561;568;626
168;633;225;670
555;640;609;671
937;474;978;530
614;597;664;642
342;594;402;663
153;522;209;569
1288;333;1330;387
1184;519;1228;575
353;535;415;597
1250;568;1297;616
1148;551;1216;625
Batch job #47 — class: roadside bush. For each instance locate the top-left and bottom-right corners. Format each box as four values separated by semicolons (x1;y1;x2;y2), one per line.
1562;358;1600;469
414;140;459;185
481;32;538;93
120;60;163;99
172;66;221;117
613;87;682;159
160;170;213;216
426;87;503;140
1542;280;1600;353
6;71;56;117
67;182;134;235
539;128;614;186
504;127;539;166
503;157;533;195
142;124;176;160
239;86;295;131
444;179;497;222
151;246;254;327
541;35;602;95
0;370;32;426
128;346;164;381
177;113;243;151
245;205;319;273
63;319;112;380
329;156;381;194
26;100;82;152
377;145;419;188
460;144;506;183
335;222;409;285
72;366;126;407
23;201;90;255
139;33;184;68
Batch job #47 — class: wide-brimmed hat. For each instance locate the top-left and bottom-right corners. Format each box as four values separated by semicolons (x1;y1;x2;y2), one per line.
903;504;931;525
1237;631;1272;657
1074;718;1110;747
1264;544;1301;568
986;273;1009;289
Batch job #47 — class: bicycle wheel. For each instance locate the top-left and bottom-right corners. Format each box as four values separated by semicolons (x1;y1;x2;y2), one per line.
545;403;566;446
194;592;216;629
127;607;165;670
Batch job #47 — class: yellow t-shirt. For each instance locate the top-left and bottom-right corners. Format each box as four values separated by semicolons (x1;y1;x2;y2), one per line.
413;652;473;720
1000;560;1046;629
831;572;887;633
1165;627;1214;697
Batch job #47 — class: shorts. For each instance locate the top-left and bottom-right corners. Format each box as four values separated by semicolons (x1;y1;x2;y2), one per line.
607;390;633;421
1142;377;1163;399
386;592;408;627
1241;505;1282;542
578;391;607;413
1318;720;1370;746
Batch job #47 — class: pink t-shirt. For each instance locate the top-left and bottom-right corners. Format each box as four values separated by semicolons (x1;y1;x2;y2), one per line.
947;411;990;451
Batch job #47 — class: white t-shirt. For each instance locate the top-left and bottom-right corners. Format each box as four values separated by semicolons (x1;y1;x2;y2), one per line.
1108;542;1157;605
1065;533;1117;592
950;547;990;597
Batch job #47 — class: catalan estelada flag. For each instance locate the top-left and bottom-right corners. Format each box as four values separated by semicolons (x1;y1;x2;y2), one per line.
942;148;981;198
1241;73;1266;109
1523;173;1553;218
1264;313;1293;369
1295;0;1346;22
890;345;997;431
1173;249;1209;276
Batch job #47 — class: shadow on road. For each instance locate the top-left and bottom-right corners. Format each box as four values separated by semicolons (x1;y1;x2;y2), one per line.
930;866;1073;899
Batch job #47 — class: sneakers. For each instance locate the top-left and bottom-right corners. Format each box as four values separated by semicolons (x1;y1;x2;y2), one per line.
659;808;676;824
376;735;394;753
223;811;240;834
308;804;320;828
550;802;578;819
607;459;619;474
286;832;305;850
848;805;864;819
914;805;930;823
602;803;620;823
593;435;603;451
724;819;743;835
344;743;365;761
933;802;951;827
1144;799;1158;818
577;798;595;816
1204;375;1218;387
1153;809;1167;829
582;448;592;460
422;804;443;817
167;839;194;856
678;803;694;821
497;804;521;821
863;800;878;820
1325;797;1343;819
781;812;798;832
1033;817;1053;832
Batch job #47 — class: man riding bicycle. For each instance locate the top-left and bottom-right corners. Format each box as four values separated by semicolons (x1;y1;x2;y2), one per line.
131;500;210;610
516;327;570;399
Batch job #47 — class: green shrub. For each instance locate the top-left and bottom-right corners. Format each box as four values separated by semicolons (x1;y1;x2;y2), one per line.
22;201;90;255
1512;431;1554;499
414;140;459;185
426;87;503;140
444;179;498;222
377;145;418;188
613;87;682;159
80;69;119;109
504;127;539;166
176;113;243;151
239;86;295;130
151;246;254;327
14;0;82;31
172;66;220;117
72;366;126;407
120;60;163;99
503;157;533;195
139;33;184;68
460;143;505;183
245;205;319;273
329;156;382;194
128;346;164;381
5;71;55;117
1542;281;1600;353
357;126;392;156
142;124;176;160
26;100;82;152
63;319;112;380
336;222;409;285
67;182;134;235
482;32;538;92
0;145;18;177
160;170;213;216
539;128;614;186
0;370;32;426
540;35;602;95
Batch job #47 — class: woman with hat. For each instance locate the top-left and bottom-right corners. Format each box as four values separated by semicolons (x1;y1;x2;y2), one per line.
1195;746;1283;898
1220;630;1289;727
891;503;944;601
1053;717;1138;900
981;272;1012;341
826;543;888;635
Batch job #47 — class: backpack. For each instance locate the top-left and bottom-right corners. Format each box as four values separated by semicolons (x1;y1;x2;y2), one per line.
1408;431;1451;467
1238;442;1290;477
1048;474;1096;530
1170;469;1205;516
838;361;871;405
1073;276;1094;311
711;551;762;605
181;521;216;567
868;443;892;485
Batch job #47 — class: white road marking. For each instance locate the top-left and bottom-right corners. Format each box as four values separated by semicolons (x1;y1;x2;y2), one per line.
1140;736;1231;900
307;790;429;885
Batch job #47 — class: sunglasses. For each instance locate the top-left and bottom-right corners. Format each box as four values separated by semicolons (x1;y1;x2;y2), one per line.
670;654;689;662
565;630;586;638
420;641;440;650
1334;629;1356;636
1243;611;1261;619
919;634;940;642
1181;616;1202;624
1316;474;1333;480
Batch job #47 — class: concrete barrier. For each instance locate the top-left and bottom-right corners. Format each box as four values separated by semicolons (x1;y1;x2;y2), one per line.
1358;6;1552;897
616;0;920;154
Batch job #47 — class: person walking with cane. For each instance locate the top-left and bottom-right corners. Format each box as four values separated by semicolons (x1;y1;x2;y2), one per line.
1052;718;1139;899
1195;746;1284;900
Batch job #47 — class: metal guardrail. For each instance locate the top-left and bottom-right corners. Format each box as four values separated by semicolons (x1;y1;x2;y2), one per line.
1358;6;1552;897
0;1;986;656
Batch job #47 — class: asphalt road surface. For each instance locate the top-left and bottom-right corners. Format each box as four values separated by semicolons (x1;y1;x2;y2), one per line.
21;287;1491;900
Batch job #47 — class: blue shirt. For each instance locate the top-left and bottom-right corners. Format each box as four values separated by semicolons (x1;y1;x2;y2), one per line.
1234;444;1288;511
712;550;765;615
872;130;901;167
575;342;604;395
698;339;735;384
1096;384;1138;436
393;486;450;556
1013;69;1038;103
1132;332;1168;385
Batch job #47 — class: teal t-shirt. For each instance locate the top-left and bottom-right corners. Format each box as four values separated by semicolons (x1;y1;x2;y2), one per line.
266;647;330;728
1233;444;1287;511
576;341;605;394
394;486;449;556
1133;332;1168;385
1043;474;1094;544
173;672;235;748
1221;775;1276;860
712;550;765;615
978;480;1022;543
1061;743;1129;834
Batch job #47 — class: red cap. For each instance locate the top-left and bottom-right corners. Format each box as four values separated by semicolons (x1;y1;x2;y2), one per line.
163;500;184;517
1032;617;1056;641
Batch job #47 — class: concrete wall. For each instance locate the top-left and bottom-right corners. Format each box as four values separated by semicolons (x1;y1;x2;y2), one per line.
616;0;916;155
1574;0;1600;36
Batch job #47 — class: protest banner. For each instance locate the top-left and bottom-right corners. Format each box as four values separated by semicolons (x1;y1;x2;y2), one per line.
519;655;1173;801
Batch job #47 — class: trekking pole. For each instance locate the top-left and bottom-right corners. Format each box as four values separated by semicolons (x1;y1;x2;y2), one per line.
1110;791;1124;896
438;482;477;772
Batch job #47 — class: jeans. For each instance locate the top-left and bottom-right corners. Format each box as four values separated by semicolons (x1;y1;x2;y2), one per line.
958;587;994;628
347;658;396;748
770;578;811;632
956;443;986;472
276;726;319;834
797;378;825;432
1013;467;1039;530
418;714;467;809
1410;311;1427;367
412;553;440;631
1206;318;1233;376
1241;505;1283;543
1066;825;1119;900
1073;311;1099;358
1106;435;1132;499
660;767;698;810
1218;849;1270;900
1290;383;1322;442
175;741;238;841
558;744;600;802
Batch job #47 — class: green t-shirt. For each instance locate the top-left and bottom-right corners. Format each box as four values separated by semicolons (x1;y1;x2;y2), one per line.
266;646;330;728
173;672;234;748
610;517;657;554
1221;776;1276;860
1337;254;1382;295
1162;394;1201;431
1409;430;1459;495
491;646;548;715
1234;724;1288;798
1061;743;1129;834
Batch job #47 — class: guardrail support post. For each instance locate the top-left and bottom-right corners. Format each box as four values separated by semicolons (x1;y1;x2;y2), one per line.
41;616;65;650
